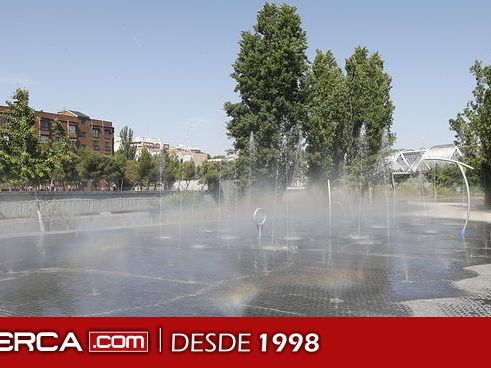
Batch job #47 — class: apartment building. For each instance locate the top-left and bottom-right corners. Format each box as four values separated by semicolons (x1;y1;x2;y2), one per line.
0;107;115;155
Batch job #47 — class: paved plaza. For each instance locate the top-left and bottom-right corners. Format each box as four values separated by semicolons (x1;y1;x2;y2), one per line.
0;204;490;316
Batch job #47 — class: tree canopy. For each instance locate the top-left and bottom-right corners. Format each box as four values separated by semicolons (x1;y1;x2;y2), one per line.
345;47;395;190
0;89;44;186
42;120;79;187
450;60;491;207
303;49;350;183
118;126;136;161
224;4;395;193
224;2;308;189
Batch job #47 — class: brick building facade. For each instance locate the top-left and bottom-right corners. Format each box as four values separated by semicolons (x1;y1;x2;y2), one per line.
0;107;115;154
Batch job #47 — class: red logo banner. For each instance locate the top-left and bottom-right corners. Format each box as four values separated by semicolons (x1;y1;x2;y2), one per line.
0;317;489;367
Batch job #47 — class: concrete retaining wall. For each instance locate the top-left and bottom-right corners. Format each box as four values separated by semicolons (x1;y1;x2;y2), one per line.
0;191;210;219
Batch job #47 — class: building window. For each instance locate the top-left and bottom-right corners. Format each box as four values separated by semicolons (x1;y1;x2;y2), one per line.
104;142;111;151
92;128;100;138
79;131;86;137
40;118;51;131
104;128;112;138
68;124;77;134
92;140;100;150
39;135;50;142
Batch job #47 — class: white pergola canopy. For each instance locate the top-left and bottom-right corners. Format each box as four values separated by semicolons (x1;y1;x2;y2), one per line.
390;144;463;175
389;144;473;236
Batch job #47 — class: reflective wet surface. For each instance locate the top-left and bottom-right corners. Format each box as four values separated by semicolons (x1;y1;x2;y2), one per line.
0;210;490;316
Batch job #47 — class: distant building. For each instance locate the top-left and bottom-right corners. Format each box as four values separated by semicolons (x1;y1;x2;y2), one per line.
131;136;163;157
207;152;237;163
166;144;208;166
114;136;165;157
0;107;115;154
113;134;209;166
113;136;122;152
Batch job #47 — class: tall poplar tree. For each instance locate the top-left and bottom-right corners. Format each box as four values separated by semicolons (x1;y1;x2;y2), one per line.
345;47;394;190
304;50;350;183
224;2;308;189
118;126;136;161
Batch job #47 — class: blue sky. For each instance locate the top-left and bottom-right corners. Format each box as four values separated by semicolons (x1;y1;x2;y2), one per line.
0;0;490;155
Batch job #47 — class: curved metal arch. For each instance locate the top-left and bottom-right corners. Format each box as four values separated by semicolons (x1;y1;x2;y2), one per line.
422;158;474;236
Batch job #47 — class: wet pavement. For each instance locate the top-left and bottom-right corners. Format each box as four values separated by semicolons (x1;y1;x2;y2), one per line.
0;211;490;316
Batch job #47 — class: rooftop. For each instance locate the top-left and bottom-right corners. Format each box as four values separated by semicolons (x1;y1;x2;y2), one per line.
58;110;91;119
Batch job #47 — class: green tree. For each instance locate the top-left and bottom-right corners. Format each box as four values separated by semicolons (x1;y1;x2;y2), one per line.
125;148;154;190
139;148;155;190
118;126;136;160
104;153;127;190
345;47;395;191
450;60;491;207
77;152;127;191
124;160;139;189
76;150;110;190
224;2;308;190
425;165;463;191
159;152;179;190
42;121;79;189
147;155;161;190
303;50;350;184
0;89;44;187
178;161;196;189
199;161;220;194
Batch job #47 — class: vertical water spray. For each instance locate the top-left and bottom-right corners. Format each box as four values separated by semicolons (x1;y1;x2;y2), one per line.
271;127;297;247
384;181;391;246
234;160;239;230
217;159;222;241
271;159;279;247
34;191;45;233
285;194;289;248
177;166;184;249
355;126;369;239
391;172;396;223
327;179;332;235
247;132;256;214
327;179;332;262
378;134;392;246
191;190;195;220
402;259;413;283
271;132;286;248
418;173;430;232
159;150;164;238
